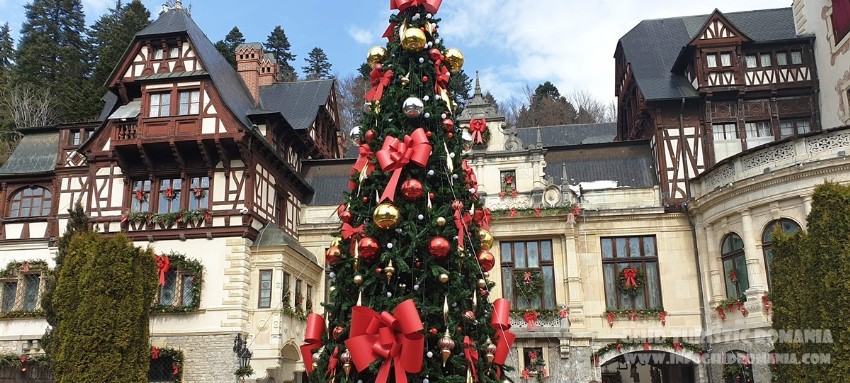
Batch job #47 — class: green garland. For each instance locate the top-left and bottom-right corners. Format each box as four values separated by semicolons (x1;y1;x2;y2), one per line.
128;208;210;227
0;353;50;369
151;347;184;383
235;365;255;378
0;260;49;278
617;266;646;296
591;338;705;360
151;252;204;314
514;270;545;305
723;363;754;382
510;309;563;322
490;206;573;218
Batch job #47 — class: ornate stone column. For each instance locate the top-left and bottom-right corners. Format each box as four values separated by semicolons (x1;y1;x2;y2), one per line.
563;231;585;329
742;210;768;318
704;224;725;303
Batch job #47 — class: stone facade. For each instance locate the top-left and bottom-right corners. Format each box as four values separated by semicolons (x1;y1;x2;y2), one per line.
151;334;237;383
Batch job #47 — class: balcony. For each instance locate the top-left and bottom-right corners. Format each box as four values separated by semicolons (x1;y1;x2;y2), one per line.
115;122;137;140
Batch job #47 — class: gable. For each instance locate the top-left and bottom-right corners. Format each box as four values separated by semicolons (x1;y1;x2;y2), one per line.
690;11;751;45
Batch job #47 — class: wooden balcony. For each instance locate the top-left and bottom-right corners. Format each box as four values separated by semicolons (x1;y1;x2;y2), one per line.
115;122;137;140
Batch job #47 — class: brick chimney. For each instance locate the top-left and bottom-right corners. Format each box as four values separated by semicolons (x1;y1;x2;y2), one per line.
259;53;280;88
236;43;263;105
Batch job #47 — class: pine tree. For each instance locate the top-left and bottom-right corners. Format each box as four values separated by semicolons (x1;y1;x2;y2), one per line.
51;231;156;383
214;26;244;68
15;0;96;123
266;25;297;81
0;22;14;131
307;4;513;383
89;0;151;93
302;47;332;80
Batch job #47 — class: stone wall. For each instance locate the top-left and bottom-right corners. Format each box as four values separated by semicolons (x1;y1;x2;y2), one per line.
152;334;237;383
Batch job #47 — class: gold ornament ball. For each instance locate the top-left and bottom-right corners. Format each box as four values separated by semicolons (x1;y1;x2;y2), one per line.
436;217;447;227
373;202;401;229
439;273;449;284
479;229;494;250
477;279;487;289
444;48;465;73
353;275;364;285
401;28;427;51
366;46;387;69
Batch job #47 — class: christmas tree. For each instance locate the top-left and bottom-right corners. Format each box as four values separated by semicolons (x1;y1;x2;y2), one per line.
301;1;515;383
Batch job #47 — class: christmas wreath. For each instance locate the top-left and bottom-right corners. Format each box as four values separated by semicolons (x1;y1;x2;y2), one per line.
467;118;490;147
514;270;545;304
617;266;646;296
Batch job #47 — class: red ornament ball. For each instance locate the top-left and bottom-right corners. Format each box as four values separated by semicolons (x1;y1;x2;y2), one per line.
426;131;432;138
358;236;380;261
429;236;451;259
415;261;423;268
456;326;463;332
422;75;429;82
442;118;455;131
365;129;376;142
401;179;425;200
362;196;369;203
477;250;495;272
339;210;352;223
463;310;475;321
447;132;454;139
375;267;383;274
326;246;342;265
333;326;344;339
430;328;438;335
428;192;435;200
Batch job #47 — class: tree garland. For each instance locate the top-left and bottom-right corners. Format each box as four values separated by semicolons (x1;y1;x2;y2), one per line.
617;265;646;296
150;347;184;383
514;270;545;305
151;252;204;314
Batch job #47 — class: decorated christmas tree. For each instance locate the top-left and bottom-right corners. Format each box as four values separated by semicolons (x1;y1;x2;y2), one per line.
301;1;515;383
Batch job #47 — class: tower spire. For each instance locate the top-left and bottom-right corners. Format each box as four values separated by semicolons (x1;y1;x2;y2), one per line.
174;0;183;9
474;71;483;97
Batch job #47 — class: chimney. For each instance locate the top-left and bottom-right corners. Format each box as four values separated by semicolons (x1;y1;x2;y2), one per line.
236;43;263;105
259;53;280;88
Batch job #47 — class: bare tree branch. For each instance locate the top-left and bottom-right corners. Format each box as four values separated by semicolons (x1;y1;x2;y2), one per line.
1;84;61;129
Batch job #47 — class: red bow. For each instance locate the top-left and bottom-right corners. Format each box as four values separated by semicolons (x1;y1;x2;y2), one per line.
469;118;487;144
301;313;326;374
474;208;491;231
453;200;470;250
172;363;180;376
672;341;683;352
390;0;442;14
643;341;650;351
155;255;170;286
716;306;726;320
135;189;145;202
462;160;478;197
629;310;637;321
607;311;615;327
151;347;160;360
434;64;450;100
365;66;393;103
350;144;376;190
660;310;667;326
523;272;531;283
559;308;568;319
524;310;538;330
615;343;623;353
344;300;424;383
490;299;516;365
376;128;431;202
623;268;638;287
509;208;517;217
327;346;339;378
341;223;364;241
463;336;479;382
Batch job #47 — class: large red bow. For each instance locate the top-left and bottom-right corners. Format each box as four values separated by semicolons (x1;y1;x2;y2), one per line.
390;0;442;14
350;144;375;190
474;208;491;231
463;336;479;382
462;160;478;197
435;64;450;98
344;299;424;383
623;268;638;287
490;299;516;365
524;310;538;331
300;313;326;374
365;67;393;103
453;200;471;250
469;118;487;144
376;128;431;202
155;255;170;286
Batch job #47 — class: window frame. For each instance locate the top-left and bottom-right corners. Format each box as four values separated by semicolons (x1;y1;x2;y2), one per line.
0;271;44;314
779;119;811;138
712;123;738;141
499;239;556;310
148;92;172;118
601;235;663;310
146;87;202;118
721;233;748;299
8;186;53;218
178;89;201;116
155;269;195;308
500;170;517;194
158;178;182;214
762;219;801;288
188;176;210;210
258;269;273;309
744;121;772;138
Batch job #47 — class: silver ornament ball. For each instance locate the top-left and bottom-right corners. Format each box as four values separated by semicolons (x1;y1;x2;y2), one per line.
402;97;425;118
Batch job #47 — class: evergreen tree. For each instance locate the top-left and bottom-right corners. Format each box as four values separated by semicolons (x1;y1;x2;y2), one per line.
772;182;850;382
307;3;513;383
302;47;332;80
266;25;297;81
15;0;96;123
42;202;90;327
214;26;244;68
51;231;156;383
516;81;577;127
0;22;14;131
450;69;472;107
357;62;371;81
89;0;150;93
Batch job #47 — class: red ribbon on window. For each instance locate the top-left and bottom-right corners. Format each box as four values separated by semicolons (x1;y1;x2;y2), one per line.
469;118;487;144
193;187;203;198
463;336;479;382
164;187;175;200
135;189;145;202
344;299;424;383
615;343;623;353
172;363;180;376
607;311;615;327
365;66;393;103
623;268;638;287
350;144;376;190
390;0;442;14
643;341;650;351
629;310;637;321
559;308;568;319
716;306;726;320
301;313;326;374
490;299;516;365
523;272;531;283
523;310;538;331
151;347;160;360
155;255;170;286
672;341;683;352
660;310;667;326
376;128;431;202
509;208;517;217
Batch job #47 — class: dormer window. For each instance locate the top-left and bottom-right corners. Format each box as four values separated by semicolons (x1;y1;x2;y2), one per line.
178;90;200;115
154;48;164;60
170;46;180;59
706;52;732;68
720;53;731;66
149;93;171;117
790;51;802;65
760;53;772;67
707;54;717;68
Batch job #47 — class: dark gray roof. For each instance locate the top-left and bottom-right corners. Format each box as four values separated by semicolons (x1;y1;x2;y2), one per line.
255;223;318;264
619;7;798;101
136;8;256;129
516;123;617;148
302;160;353;205
0;131;59;175
258;80;335;131
98;92;119;122
546;142;657;188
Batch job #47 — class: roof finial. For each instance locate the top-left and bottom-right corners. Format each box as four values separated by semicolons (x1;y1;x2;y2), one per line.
174;0;183;9
474;71;482;97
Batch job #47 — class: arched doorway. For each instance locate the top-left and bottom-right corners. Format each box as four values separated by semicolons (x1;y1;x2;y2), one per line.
600;351;697;383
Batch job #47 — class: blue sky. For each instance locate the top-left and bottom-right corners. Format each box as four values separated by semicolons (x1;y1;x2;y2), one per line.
0;0;791;103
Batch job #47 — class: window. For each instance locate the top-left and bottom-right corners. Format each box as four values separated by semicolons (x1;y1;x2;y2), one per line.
169;46;180;59
258;270;272;308
178;90;200;115
1;273;42;314
706;54;718;68
712;123;738;140
131;180;152;212
500;240;556;310
602;236;662;310
776;52;787;66
762;219;801;288
832;0;850;44
188;176;210;210
282;271;291;304
306;285;313;312
721;233;748;299
522;347;545;374
9;187;52;218
149;92;171;118
760;53;772;67
790;50;803;65
156;269;195;308
153;48;164;60
500;170;516;194
745;55;757;68
745;121;772;138
148;350;180;382
158;178;181;214
779;119;811;137
720;53;732;67
70;130;82;146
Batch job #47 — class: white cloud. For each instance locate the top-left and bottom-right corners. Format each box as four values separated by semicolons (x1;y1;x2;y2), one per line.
347;25;374;45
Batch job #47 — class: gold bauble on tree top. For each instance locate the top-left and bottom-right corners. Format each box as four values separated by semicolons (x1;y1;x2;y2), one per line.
401;28;427;51
366;46;387;69
373;202;401;229
444;48;464;73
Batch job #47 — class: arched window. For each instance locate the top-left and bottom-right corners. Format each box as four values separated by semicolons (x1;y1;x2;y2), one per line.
8;187;52;218
762;218;801;288
721;233;748;299
723;350;754;383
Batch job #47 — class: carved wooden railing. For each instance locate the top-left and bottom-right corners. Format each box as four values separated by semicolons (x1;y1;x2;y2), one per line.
114;122;137;140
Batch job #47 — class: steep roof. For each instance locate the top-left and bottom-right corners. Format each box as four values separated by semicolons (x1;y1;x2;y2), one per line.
302;159;352;205
618;7;799;101
516;123;617;148
545;141;657;188
0;129;59;175
257;79;335;131
135;8;256;129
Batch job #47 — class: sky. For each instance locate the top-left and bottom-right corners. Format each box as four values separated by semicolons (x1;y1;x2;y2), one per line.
0;0;792;104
